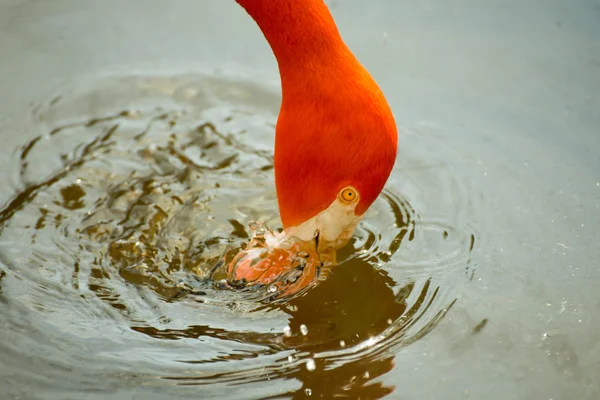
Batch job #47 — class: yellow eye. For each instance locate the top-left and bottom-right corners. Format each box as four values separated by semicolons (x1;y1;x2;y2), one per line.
339;187;358;203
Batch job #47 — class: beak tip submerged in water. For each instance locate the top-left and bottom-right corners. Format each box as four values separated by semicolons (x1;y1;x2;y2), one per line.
222;224;328;297
221;188;365;295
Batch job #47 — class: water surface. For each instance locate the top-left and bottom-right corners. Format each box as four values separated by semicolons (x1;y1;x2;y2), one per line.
0;1;599;399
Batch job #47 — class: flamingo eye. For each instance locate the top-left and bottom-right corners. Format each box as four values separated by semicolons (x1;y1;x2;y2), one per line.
339;187;358;204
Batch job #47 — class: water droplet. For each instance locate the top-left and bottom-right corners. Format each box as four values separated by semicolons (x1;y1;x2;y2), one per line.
305;388;312;396
288;355;294;362
306;358;316;371
339;340;346;347
387;318;393;325
283;326;292;337
300;324;308;336
363;371;370;379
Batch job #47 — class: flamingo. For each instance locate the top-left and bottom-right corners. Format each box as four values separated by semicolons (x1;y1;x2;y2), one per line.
226;0;397;292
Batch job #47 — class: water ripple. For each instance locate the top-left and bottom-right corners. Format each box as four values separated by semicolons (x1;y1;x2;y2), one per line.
0;73;476;398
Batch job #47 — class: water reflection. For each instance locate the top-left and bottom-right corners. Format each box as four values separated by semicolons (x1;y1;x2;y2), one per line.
142;257;451;399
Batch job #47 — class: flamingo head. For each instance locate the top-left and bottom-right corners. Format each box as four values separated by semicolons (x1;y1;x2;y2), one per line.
275;72;398;253
226;0;397;291
226;85;396;292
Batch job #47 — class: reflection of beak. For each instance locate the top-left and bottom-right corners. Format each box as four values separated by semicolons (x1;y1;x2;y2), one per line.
225;233;323;298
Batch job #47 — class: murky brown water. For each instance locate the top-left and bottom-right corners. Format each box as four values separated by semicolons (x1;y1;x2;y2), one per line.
1;1;599;399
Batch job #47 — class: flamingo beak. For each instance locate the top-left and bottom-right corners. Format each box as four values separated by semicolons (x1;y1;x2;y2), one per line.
225;192;362;295
284;195;361;254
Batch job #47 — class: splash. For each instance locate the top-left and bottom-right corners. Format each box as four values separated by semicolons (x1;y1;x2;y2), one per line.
217;222;327;299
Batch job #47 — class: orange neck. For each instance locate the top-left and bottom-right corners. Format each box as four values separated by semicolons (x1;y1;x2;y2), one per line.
236;0;357;92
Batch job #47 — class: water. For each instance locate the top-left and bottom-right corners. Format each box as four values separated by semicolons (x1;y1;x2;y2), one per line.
0;73;466;398
1;1;599;399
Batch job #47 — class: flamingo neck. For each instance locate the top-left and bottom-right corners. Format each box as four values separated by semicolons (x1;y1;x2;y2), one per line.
236;0;398;230
235;0;358;91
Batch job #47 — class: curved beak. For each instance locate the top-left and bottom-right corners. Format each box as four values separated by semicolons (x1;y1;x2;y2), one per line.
224;197;361;296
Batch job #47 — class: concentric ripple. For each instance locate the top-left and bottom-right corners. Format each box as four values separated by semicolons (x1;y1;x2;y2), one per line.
0;73;476;398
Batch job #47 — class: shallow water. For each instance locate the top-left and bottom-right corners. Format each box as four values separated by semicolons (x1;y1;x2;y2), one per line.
0;72;470;398
1;1;599;399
